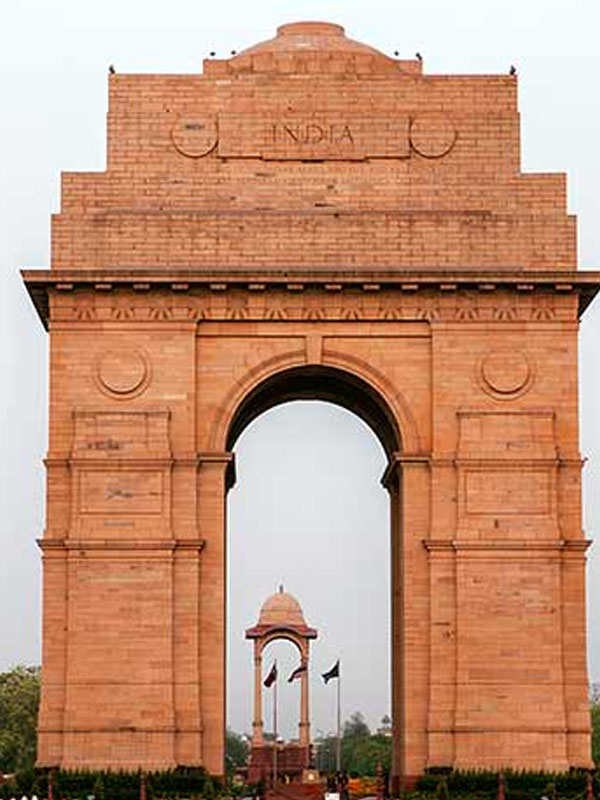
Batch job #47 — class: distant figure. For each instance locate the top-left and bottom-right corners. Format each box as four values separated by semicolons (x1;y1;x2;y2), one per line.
340;772;350;800
509;64;517;76
108;64;115;75
415;52;423;62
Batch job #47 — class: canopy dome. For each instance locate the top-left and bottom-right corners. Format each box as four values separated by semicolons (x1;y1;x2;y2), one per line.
257;585;306;628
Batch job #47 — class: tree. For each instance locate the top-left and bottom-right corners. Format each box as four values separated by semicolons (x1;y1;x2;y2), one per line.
315;712;391;776
591;700;600;765
343;711;370;740
225;728;249;771
0;665;41;772
348;734;391;775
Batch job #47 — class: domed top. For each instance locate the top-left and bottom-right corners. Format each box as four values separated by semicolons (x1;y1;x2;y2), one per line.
257;585;307;628
236;20;387;59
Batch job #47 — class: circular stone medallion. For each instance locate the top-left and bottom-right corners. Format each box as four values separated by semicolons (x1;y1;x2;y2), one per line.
96;349;149;398
171;115;218;158
410;113;456;158
479;349;532;399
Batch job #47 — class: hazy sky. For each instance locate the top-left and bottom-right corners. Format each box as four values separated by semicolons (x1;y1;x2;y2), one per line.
1;0;600;741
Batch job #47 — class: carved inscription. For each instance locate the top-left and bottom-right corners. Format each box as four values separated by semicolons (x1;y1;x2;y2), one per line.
72;410;171;458
85;438;123;451
79;471;164;515
172;115;218;158
217;113;411;160
272;123;354;146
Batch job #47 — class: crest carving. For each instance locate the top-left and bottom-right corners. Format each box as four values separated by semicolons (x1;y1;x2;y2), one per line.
172;115;218;158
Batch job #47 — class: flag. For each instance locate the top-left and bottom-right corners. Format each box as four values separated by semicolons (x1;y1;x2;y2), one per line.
263;661;277;688
288;664;307;683
322;660;340;684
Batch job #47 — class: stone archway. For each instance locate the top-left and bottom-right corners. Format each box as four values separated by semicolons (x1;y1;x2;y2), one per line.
224;364;405;458
24;18;599;785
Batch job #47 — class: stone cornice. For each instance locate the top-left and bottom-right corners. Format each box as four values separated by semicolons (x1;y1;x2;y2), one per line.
21;268;600;329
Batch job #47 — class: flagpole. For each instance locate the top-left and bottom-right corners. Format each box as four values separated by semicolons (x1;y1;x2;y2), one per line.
273;660;278;788
336;661;341;773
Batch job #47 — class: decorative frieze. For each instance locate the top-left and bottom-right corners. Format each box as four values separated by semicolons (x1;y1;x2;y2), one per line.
28;275;587;327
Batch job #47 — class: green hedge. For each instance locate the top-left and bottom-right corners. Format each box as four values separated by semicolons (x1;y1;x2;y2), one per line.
2;766;596;800
415;769;595;800
0;767;219;800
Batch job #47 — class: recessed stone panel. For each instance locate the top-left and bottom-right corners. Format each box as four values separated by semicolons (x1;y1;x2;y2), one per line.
465;469;550;515
458;410;556;460
79;471;164;515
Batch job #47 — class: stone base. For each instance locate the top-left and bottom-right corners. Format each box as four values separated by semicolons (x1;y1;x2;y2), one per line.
248;744;310;784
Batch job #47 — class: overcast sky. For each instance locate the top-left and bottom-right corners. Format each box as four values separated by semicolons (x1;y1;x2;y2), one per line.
1;0;600;741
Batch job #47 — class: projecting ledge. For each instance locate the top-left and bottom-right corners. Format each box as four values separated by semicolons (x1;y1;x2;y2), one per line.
36;538;206;552
381;451;429;489
423;539;591;553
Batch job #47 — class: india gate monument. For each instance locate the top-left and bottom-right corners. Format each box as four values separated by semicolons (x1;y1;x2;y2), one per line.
23;20;599;782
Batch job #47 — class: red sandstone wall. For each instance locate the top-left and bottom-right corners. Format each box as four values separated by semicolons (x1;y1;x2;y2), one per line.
34;21;592;778
50;27;574;271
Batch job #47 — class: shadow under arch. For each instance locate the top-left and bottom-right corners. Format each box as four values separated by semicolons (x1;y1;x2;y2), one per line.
225;364;402;463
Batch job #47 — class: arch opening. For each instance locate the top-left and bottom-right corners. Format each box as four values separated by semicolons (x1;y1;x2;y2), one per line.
226;364;400;776
225;364;402;463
